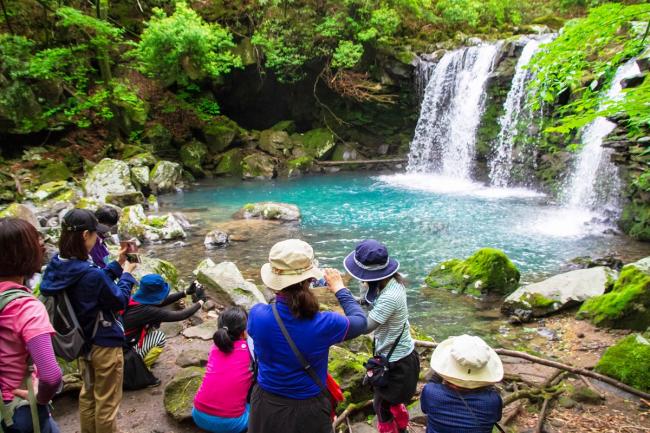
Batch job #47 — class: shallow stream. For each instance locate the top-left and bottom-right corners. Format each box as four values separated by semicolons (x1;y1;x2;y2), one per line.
148;172;650;341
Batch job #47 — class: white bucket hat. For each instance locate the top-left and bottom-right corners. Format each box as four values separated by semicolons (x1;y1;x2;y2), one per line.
261;239;324;291
430;335;503;389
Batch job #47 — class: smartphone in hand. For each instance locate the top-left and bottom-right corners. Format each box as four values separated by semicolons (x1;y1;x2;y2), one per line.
120;239;138;253
125;253;141;263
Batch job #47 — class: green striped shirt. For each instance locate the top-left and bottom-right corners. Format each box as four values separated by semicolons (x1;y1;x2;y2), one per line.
368;280;414;362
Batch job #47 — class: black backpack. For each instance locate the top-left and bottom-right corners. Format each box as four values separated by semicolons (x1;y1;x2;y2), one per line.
122;345;158;390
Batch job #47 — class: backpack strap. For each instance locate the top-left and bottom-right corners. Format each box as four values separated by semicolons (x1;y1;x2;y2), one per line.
270;303;328;393
374;322;407;362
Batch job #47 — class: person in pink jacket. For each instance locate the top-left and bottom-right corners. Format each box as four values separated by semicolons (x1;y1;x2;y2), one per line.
193;306;252;433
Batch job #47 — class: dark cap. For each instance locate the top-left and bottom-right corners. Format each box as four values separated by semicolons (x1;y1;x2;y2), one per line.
62;209;110;234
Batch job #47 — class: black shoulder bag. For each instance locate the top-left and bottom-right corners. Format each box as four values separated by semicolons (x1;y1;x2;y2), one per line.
363;323;406;388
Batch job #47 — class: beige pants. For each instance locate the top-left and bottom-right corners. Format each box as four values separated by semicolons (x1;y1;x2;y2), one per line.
79;345;124;433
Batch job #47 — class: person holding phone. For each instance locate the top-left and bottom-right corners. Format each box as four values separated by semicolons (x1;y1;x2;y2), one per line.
122;275;207;371
40;209;138;433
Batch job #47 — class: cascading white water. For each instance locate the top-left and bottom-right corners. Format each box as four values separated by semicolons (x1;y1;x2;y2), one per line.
489;36;552;187
414;56;437;102
564;60;640;212
408;44;499;179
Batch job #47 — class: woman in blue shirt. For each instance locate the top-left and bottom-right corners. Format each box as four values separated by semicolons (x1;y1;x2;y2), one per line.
421;335;504;433
248;239;367;433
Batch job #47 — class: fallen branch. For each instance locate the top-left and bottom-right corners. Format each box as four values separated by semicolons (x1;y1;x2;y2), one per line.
501;400;522;426
535;397;552;433
580;375;605;400
333;399;373;430
413;340;650;400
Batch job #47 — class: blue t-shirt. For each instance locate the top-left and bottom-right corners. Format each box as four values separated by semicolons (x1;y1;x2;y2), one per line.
421;382;502;433
248;299;349;399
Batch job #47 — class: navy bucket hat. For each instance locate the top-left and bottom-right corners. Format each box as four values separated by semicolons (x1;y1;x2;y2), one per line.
132;274;170;305
343;239;400;282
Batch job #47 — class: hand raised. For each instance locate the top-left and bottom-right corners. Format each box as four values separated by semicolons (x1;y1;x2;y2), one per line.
323;268;345;294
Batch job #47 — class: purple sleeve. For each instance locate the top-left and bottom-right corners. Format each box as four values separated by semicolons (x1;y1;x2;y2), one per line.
26;334;62;405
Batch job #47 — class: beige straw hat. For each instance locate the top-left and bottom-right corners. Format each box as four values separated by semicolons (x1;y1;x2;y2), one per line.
430;334;504;389
261;239;324;291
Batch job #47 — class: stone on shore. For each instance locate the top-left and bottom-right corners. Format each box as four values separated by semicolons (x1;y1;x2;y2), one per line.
130;166;150;190
105;191;145;208
30;181;74;202
132;256;180;287
118;205;186;242
503;267;617;318
233;202;300;222
180;141;208;177
195;259;267;310
83;158;136;202
595;333;650;392
578;257;650;330
164;367;205;421
425;248;520;296
0;203;40;228
175;349;209;368
182;319;218;341
241;152;276;180
149;161;183;194
204;230;230;248
328;346;372;405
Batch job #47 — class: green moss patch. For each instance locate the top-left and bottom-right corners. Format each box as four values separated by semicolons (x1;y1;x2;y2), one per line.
595;334;650;392
578;265;650;330
425;248;520;296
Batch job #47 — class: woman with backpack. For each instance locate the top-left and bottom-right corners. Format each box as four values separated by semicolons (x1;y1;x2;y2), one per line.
192;306;252;433
40;209;137;433
343;239;420;433
421;335;503;433
0;217;62;433
247;239;367;433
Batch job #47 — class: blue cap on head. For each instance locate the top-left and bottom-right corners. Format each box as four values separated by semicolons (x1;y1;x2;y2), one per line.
343;239;400;282
132;274;170;305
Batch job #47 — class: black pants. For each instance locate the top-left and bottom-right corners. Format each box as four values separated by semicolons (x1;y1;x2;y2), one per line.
373;350;420;422
248;385;332;433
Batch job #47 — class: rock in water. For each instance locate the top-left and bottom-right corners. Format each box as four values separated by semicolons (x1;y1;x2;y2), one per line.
233;202;300;222
578;258;650;330
204;230;230;248
83;158;136;202
149;161;183;194
194;259;266;310
425;248;520;296
164;367;204;421
595;333;650;392
241;152;276;180
502;267;617;318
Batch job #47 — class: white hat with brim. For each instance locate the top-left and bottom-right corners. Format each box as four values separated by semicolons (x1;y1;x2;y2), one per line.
430;334;503;389
261;239;324;291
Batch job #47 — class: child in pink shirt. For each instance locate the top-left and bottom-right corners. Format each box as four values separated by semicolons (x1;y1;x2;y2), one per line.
193;306;252;433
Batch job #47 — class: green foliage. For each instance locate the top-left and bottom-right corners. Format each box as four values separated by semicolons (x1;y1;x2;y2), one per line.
528;3;650;134
434;0;522;32
436;0;481;28
132;1;242;86
595;334;650;392
332;41;363;69
56;6;123;51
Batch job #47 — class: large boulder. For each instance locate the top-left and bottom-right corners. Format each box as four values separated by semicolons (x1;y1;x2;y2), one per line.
578;258;650;330
503;267;617;318
241;152;276;180
194;259;266;310
595;333;650;392
149;161;183;194
329;346;372;405
164;367;204;421
425;248;520;296
29;181;75;202
203;117;241;153
293;128;336;159
132;256;180;287
180;141;208;177
259;130;291;156
83;158;136;202
117;205;186;242
204;229;230;248
125;152;156;168
130;166;150;190
39;160;72;183
214;148;244;176
233;202;300;222
105;191;145;208
0;203;40;228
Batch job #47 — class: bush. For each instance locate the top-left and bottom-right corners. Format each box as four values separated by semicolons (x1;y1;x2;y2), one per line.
595;334;650;392
131;1;242;86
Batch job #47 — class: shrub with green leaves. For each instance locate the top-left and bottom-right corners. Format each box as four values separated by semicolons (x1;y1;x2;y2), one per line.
132;1;242;86
332;41;364;69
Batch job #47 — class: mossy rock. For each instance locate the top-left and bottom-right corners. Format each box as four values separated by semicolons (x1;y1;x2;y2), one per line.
31;181;72;202
531;14;566;29
258;130;291;157
619;201;650;242
126;152;157;168
595;333;650;392
149;161;183;194
578;260;650;330
122;145;148;160
425;248;520;296
133;256;180;288
0;203;39;228
296;128;336;160
214;148;243;176
231;37;258;66
163;367;205;422
270;120;296;134
286;156;314;177
241;153;276;180
143;123;175;158
83;158;136;202
328;346;372;405
203;117;241;153
39;160;72;183
179;141;208;177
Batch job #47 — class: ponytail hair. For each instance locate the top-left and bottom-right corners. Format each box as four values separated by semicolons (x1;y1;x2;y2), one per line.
280;279;319;320
213;306;248;353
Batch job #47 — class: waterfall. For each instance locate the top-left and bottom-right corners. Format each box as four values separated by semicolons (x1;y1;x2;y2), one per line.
563;59;641;212
489;36;552;187
414;56;437;102
408;44;499;179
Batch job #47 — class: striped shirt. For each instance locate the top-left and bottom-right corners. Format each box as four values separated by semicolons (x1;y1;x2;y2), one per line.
368;280;414;362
